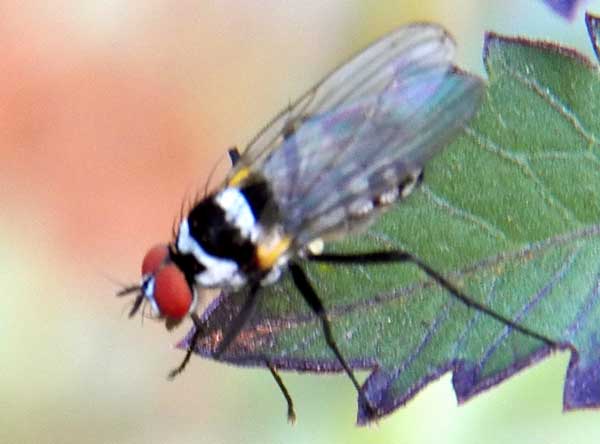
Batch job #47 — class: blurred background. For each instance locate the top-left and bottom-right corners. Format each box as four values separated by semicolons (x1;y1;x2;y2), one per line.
2;1;600;443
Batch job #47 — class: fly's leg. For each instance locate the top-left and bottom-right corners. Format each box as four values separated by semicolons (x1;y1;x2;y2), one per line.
266;361;296;423
307;251;559;348
169;287;297;423
168;312;205;379
214;283;261;357
288;262;377;417
229;146;297;421
169;144;245;368
228;147;241;165
172;147;298;420
210;284;298;421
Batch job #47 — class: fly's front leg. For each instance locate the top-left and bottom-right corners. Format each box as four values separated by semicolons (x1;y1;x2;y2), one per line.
228;147;241;166
288;262;376;417
168;312;205;379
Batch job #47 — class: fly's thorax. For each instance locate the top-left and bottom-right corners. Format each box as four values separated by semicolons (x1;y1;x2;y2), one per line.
176;200;251;289
174;179;290;288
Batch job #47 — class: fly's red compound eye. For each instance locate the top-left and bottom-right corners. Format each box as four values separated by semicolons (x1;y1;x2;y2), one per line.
142;244;169;276
153;264;193;319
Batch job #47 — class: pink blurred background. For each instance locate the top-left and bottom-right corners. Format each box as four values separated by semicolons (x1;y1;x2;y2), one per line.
2;1;599;443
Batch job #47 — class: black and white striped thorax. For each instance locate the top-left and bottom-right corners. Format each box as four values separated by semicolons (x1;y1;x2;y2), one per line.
173;177;286;288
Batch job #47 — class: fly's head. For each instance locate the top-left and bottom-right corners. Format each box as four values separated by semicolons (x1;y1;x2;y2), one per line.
118;243;198;330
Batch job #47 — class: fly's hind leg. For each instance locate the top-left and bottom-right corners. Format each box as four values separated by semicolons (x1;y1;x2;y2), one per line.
307;251;559;347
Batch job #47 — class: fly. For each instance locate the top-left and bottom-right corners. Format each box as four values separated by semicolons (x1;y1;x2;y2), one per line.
118;23;558;422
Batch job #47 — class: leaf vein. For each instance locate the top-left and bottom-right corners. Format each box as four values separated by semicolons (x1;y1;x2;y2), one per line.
384;299;453;392
419;185;508;241
451;275;501;356
564;267;600;339
465;126;580;226
477;248;578;370
500;61;600;147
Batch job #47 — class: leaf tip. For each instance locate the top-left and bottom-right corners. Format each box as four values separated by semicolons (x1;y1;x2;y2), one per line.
563;347;600;410
585;12;600;62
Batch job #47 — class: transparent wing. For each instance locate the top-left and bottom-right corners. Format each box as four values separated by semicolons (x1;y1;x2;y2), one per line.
268;67;483;244
228;23;456;172
228;23;484;245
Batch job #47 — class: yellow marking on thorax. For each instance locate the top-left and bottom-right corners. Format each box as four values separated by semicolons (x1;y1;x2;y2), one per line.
256;236;292;270
228;167;251;186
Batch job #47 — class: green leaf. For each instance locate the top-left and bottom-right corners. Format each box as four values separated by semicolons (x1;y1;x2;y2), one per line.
183;19;600;423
